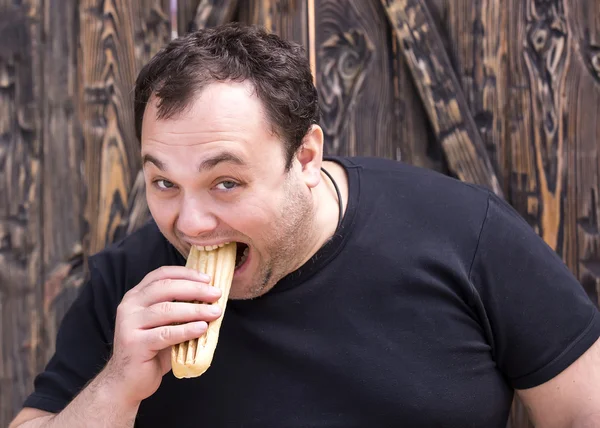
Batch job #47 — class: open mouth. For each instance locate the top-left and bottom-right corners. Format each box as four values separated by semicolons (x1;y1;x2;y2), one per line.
235;243;249;269
190;242;249;271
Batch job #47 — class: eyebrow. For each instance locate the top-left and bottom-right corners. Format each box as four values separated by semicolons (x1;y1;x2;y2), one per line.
142;151;246;172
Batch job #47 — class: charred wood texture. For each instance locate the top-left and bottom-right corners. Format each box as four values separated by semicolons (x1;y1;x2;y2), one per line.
2;1;600;427
0;0;44;423
381;0;504;196
0;0;171;424
314;0;441;172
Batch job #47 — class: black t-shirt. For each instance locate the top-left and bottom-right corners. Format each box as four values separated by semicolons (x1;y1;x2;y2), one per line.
24;156;600;427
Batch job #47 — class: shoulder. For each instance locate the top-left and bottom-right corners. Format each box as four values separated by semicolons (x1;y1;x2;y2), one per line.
338;155;490;198
88;219;182;294
337;155;495;227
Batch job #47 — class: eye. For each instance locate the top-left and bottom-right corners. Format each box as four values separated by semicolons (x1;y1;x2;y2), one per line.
154;179;175;190
215;180;238;191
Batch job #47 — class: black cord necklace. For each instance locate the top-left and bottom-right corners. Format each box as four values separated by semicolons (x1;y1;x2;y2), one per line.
321;167;343;231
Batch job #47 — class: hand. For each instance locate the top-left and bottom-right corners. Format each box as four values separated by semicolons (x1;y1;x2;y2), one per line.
102;266;222;405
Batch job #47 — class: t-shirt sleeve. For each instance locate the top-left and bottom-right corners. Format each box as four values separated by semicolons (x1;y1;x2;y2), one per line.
22;257;117;413
469;193;600;390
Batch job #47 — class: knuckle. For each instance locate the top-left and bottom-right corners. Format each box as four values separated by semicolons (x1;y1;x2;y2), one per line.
124;285;144;303
156;266;172;277
121;289;135;303
158;327;171;342
157;301;173;315
116;302;129;318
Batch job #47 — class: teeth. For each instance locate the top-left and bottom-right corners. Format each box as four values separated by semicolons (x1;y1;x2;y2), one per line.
195;243;229;251
237;247;249;268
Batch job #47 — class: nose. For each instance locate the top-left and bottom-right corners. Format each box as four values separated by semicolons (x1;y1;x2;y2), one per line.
176;196;219;239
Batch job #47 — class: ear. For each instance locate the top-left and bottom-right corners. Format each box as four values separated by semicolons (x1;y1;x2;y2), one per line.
295;125;324;189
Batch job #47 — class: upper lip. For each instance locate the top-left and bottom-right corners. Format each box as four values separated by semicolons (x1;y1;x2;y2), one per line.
184;240;246;248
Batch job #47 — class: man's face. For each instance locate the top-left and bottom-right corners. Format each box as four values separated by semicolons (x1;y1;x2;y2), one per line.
140;82;317;299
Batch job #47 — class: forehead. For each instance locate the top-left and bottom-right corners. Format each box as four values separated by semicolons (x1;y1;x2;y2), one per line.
141;81;273;146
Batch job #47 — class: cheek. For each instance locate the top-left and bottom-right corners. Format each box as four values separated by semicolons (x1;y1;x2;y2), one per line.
217;196;280;233
147;193;179;226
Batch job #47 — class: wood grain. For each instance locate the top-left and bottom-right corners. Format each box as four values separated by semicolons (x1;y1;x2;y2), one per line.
507;0;570;253
390;28;445;172
237;0;306;49
133;0;172;71
107;0;172;244
192;0;239;31
522;0;570;253
315;0;404;160
0;0;44;424
1;2;598;427
79;0;142;256
566;0;600;305
444;0;510;195
381;0;503;196
40;0;84;366
177;0;201;35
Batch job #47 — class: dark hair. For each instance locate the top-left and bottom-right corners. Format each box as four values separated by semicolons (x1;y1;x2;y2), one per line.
134;22;320;169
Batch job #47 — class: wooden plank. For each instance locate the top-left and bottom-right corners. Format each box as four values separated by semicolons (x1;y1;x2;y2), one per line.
444;0;510;195
313;0;374;156
40;0;85;366
192;0;238;30
177;0;201;35
313;1;397;160
132;0;172;71
79;0;142;256
520;0;571;254
566;0;600;305
390;29;446;172
107;0;171;244
381;0;504;197
0;0;44;425
42;0;172;381
237;0;306;49
46;0;172;353
505;0;574;262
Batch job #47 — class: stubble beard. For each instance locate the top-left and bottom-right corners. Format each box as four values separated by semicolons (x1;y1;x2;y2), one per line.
242;177;317;299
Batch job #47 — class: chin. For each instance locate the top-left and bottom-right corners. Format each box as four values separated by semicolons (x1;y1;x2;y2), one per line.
228;275;272;300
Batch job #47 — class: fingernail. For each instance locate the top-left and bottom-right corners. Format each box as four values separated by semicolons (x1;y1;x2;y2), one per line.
208;286;222;296
193;321;207;333
209;305;222;315
196;272;210;282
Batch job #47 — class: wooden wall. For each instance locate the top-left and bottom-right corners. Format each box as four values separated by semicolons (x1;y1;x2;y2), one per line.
1;1;599;426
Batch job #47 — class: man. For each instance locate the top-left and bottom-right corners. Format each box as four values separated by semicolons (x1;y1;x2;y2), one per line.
10;23;600;428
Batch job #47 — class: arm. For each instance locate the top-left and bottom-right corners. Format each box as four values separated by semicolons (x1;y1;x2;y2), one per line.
517;336;600;428
9;368;139;428
468;194;600;425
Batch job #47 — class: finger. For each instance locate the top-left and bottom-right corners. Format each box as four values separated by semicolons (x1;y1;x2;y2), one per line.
137;279;222;306
137;266;211;291
137;301;222;329
143;321;209;351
